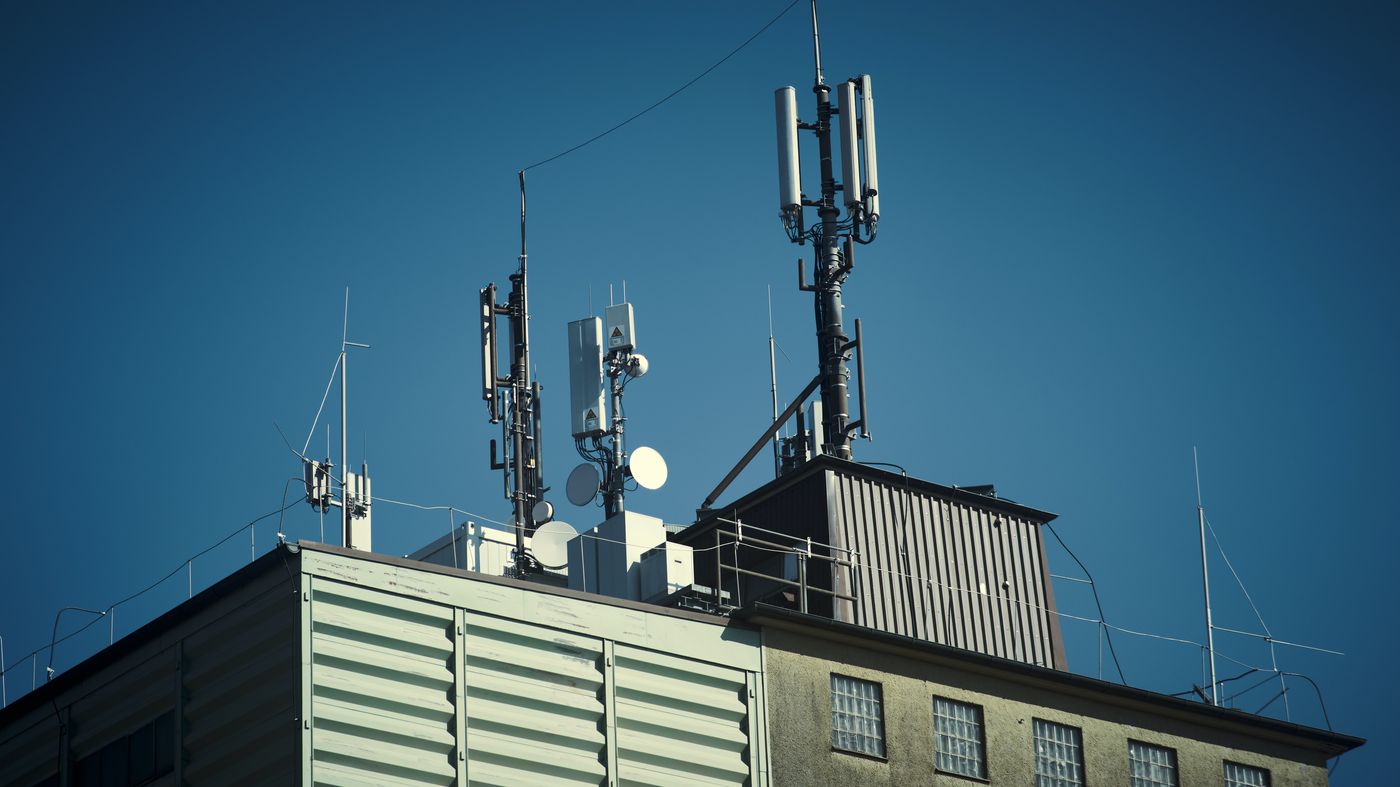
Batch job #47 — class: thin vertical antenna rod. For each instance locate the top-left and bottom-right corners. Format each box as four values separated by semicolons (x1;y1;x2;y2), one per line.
809;0;824;86
1195;446;1219;705
341;288;349;548
768;286;780;477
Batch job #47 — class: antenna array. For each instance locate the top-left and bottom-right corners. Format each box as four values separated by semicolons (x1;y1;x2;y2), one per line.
774;1;878;462
480;172;550;571
566;300;667;517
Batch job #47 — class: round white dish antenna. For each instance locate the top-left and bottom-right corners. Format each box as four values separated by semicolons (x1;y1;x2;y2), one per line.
626;353;649;378
530;520;576;569
531;500;554;525
566;463;601;506
628;446;668;491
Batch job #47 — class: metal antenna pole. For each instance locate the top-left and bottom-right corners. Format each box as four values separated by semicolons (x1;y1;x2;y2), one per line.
341;288;349;548
1195;447;1219;705
809;2;853;460
768;286;780;477
509;171;533;563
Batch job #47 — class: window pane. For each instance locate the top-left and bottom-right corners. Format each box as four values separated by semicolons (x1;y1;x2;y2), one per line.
830;674;885;757
1033;719;1083;787
933;697;986;778
1224;761;1271;787
1128;740;1178;787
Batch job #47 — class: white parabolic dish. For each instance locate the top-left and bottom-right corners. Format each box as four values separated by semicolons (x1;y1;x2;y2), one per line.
531;520;576;568
628;446;668;491
566;462;601;506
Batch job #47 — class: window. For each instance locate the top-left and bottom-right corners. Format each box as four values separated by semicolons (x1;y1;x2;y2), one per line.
73;710;175;787
1033;719;1084;786
933;697;986;778
830;674;886;757
1224;761;1271;787
1128;740;1178;787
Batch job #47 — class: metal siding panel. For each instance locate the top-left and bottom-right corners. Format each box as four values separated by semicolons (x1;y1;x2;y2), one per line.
309;578;455;787
68;648;175;756
908;493;935;642
462;610;606;787
183;576;297;786
0;705;60;787
614;643;750;786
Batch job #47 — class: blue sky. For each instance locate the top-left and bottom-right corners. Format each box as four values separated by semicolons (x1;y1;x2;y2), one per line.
3;1;1396;780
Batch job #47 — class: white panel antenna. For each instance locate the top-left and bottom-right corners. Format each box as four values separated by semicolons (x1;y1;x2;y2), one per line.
859;74;879;223
567;317;608;437
774;86;802;220
604;303;636;353
836;80;862;214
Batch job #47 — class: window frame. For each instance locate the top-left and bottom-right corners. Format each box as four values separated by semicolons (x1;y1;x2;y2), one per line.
1223;760;1272;787
829;673;888;760
932;695;988;780
1032;717;1085;787
1127;739;1179;787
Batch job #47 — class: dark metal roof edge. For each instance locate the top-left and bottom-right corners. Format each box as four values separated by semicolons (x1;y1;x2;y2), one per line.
684;455;1057;539
737;603;1364;755
0;547;290;728
298;541;747;629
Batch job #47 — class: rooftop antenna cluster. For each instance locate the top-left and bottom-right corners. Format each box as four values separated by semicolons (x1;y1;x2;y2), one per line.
700;0;877;512
303;288;372;550
566;294;668;517
480;172;551;572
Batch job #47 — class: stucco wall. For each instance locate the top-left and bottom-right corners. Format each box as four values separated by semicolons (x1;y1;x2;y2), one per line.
762;626;1331;786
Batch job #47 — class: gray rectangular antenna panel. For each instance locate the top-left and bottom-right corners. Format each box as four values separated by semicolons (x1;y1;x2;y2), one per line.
567;317;608;437
604;303;635;353
479;285;497;414
837;80;861;212
807;399;825;458
859;74;879;221
774;86;801;216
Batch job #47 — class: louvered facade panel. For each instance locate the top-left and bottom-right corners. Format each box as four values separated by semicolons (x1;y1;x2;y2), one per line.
68;645;176;758
183;576;297;786
613;643;752;786
461;610;606;786
309;577;456;786
0;704;61;787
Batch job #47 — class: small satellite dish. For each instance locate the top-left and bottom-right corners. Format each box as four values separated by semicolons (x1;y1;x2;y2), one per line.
531;500;554;525
628;446;668;491
626;353;649;378
566;463;601;506
531;520;576;569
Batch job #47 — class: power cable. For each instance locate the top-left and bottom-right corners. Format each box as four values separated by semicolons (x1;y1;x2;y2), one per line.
1045;523;1128;685
521;0;802;172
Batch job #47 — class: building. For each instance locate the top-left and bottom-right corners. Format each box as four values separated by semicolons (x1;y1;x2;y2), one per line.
0;512;1362;786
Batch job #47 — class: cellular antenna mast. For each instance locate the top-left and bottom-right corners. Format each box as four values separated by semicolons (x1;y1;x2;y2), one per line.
699;0;878;512
481;172;551;571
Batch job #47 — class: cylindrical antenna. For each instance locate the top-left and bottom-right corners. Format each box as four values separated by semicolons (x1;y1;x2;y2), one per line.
809;0;824;86
858;75;879;223
1195;446;1219;705
774;87;802;217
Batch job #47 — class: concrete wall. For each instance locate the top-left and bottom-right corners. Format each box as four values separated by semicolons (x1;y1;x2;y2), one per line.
762;625;1332;787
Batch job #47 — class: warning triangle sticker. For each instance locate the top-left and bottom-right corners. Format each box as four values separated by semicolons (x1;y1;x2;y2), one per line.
585;409;597;419
610;327;623;338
